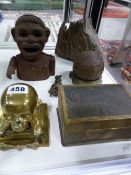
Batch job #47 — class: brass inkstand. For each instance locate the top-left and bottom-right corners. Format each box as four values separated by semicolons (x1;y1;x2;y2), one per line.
0;83;49;150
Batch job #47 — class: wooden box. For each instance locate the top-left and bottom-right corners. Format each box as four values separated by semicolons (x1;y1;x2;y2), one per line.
57;85;131;146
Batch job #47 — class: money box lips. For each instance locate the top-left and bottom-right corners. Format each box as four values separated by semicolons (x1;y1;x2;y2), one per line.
23;47;40;53
22;44;41;53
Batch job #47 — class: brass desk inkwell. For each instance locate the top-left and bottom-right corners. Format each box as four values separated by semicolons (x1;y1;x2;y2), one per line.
0;83;49;150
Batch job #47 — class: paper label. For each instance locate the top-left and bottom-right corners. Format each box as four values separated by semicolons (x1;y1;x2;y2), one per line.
7;85;28;94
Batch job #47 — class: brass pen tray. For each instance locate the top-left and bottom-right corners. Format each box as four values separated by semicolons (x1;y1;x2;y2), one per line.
57;84;131;146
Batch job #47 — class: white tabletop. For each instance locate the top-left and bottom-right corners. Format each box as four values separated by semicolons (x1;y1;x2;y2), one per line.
0;49;131;175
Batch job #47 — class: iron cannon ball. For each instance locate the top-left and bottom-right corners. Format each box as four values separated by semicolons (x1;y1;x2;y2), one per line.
73;50;104;81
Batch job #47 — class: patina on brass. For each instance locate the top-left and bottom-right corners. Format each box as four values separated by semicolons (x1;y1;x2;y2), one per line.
58;85;131;146
0;83;49;150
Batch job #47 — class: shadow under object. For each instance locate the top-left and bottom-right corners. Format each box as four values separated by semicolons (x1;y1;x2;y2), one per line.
55;18;100;61
58;85;131;146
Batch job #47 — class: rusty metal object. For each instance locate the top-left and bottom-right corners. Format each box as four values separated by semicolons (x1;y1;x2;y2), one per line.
6;14;55;81
73;50;104;81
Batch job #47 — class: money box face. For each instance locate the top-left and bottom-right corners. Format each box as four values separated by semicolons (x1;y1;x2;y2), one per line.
14;23;48;59
11;15;50;60
1;84;38;132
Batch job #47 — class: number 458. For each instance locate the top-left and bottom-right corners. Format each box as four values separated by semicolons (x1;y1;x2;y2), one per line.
10;86;25;92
